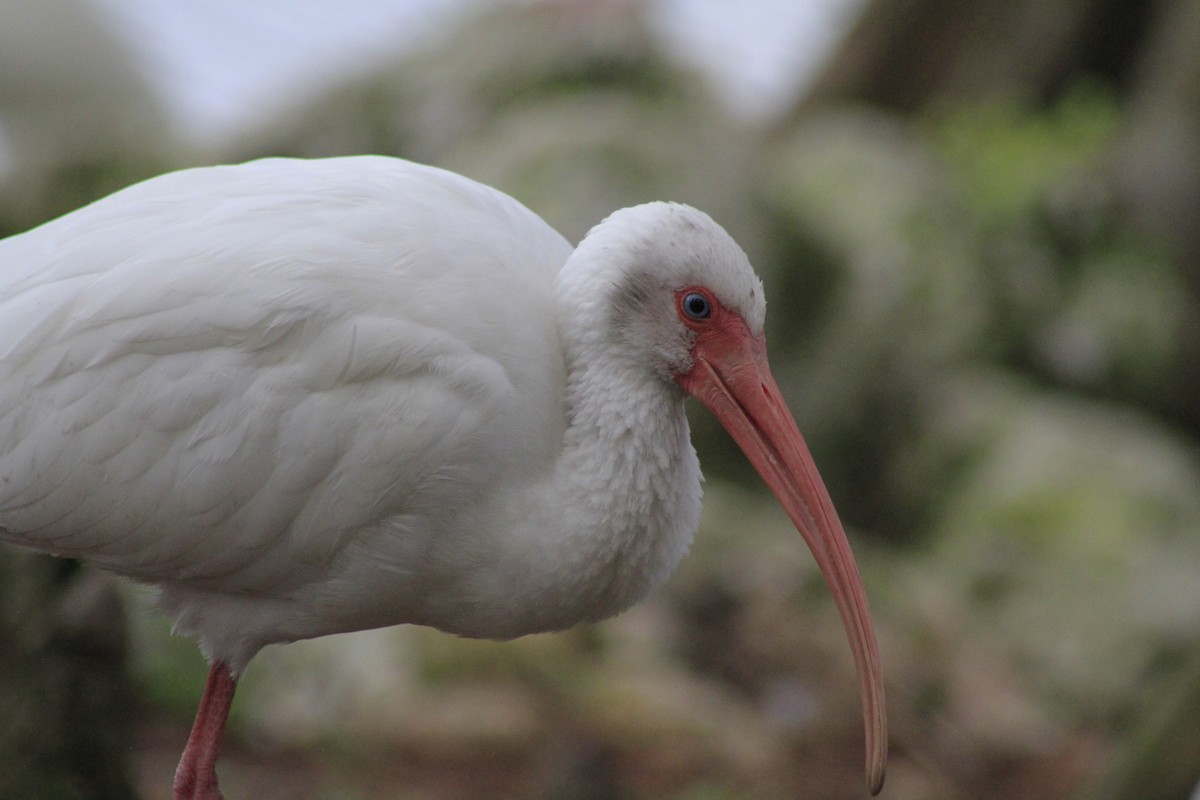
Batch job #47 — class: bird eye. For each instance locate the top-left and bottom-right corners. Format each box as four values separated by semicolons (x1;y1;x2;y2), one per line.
681;292;711;320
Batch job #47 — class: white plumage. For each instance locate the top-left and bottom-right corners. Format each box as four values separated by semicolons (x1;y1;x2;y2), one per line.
0;156;885;798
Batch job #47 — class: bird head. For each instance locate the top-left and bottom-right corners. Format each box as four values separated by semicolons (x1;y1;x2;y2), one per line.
565;202;888;794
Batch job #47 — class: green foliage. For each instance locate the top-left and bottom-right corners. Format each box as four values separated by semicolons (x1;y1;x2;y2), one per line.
670;784;755;800
926;84;1121;222
921;83;1197;417
128;603;221;723
0;556;138;800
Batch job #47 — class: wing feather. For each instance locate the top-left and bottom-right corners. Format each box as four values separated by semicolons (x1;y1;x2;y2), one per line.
0;157;572;598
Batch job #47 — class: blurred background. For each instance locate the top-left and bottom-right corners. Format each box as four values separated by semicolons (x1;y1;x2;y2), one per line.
1;0;1199;798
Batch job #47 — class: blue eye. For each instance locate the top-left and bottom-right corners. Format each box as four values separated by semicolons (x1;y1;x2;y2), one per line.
681;292;711;320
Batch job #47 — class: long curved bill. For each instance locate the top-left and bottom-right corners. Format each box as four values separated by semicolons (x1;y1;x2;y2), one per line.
678;323;888;795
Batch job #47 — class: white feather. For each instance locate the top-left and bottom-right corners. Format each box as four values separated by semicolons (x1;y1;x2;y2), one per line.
0;156;763;674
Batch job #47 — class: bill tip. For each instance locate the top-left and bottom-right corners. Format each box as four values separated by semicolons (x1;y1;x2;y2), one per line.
868;758;886;795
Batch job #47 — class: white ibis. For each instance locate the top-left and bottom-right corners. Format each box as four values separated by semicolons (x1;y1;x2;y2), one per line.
0;156;886;797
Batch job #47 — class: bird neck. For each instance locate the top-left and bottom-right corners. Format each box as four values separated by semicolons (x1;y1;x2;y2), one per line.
540;286;702;624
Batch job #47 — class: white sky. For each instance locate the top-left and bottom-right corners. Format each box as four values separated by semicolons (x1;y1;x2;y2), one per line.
86;0;864;145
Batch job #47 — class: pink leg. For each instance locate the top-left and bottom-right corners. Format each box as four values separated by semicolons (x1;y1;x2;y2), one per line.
174;661;238;800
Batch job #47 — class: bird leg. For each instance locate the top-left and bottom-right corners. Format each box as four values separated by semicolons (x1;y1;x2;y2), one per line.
174;661;238;800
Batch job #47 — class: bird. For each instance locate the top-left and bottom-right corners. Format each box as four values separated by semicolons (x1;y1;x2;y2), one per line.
0;156;886;798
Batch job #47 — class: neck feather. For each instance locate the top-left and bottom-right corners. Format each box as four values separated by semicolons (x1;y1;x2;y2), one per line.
534;246;703;623
547;341;701;621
